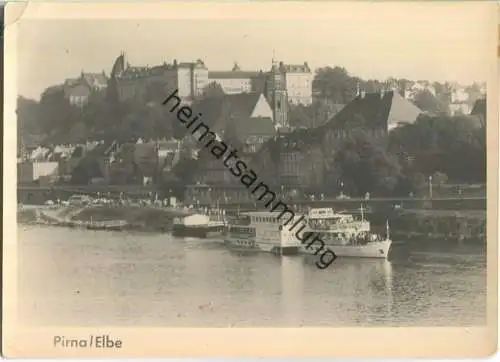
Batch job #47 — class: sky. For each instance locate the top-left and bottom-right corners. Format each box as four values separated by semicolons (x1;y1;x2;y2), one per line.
15;2;494;100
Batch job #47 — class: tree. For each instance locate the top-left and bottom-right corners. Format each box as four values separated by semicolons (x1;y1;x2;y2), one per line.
17;96;42;148
37;87;83;137
432;171;448;186
412;89;448;115
388;114;486;184
334;130;403;196
288;103;314;128
313;67;358;104
171;156;199;185
144;80;169;103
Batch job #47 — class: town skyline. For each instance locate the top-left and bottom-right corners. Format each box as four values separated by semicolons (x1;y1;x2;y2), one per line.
17;2;491;100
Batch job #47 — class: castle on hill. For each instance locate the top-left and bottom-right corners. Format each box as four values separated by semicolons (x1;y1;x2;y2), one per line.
109;52;313;128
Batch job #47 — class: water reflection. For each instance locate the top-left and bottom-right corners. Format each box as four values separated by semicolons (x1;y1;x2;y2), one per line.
281;257;304;325
17;227;486;327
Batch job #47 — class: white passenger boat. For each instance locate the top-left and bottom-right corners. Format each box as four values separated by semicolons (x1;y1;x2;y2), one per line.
301;207;392;259
223;211;302;255
172;209;226;238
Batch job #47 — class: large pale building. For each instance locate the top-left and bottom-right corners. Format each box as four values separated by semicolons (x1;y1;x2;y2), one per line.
275;61;313;106
112;53;209;103
208;62;262;94
208;61;313;106
109;53;313;127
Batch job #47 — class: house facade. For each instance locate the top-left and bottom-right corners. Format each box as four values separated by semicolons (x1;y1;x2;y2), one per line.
248;90;424;192
63;71;108;107
17;161;59;184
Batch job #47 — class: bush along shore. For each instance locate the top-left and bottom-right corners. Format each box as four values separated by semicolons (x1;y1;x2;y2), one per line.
18;204;189;232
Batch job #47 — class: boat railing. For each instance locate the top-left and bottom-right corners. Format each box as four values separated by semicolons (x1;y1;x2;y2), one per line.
226;216;251;226
308;220;370;231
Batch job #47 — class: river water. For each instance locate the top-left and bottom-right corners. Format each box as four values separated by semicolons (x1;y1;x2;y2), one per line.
17;226;486;327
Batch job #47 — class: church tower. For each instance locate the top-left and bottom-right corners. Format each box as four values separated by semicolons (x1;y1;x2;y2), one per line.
266;59;288;129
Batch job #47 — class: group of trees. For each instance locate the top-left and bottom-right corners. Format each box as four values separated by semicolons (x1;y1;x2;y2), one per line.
312;66;483;117
330;114;486;197
17;81;180;150
16;79;232;151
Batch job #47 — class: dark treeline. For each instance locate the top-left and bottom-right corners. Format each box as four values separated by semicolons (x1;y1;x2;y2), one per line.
329;114;485;197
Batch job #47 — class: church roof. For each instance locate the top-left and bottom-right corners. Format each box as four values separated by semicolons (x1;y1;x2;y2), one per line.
193;93;275;144
111;53;126;77
322;90;423;131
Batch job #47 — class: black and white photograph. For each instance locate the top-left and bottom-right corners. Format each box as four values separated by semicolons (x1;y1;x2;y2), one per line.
3;1;498;357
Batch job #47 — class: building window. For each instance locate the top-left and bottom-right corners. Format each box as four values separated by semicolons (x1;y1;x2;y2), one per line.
277;100;281;110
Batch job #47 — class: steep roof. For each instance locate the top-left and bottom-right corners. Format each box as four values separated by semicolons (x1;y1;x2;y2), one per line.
193;93;276;144
322;90;423;131
82;72;108;88
248;92;422;171
386;92;424;127
87;140;117;157
111;53;126;77
226;116;275;142
471;98;486;119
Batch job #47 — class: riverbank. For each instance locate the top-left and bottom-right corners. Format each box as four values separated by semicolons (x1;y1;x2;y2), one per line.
388;209;486;246
18;204;190;232
17;203;487;245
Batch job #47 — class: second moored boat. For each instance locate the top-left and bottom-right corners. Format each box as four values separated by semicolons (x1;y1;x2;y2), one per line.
172;208;226;238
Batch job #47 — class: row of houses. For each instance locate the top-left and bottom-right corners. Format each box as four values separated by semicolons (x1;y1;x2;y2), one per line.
17;138;182;186
19;89;486;204
181;89;422;203
183;91;486;204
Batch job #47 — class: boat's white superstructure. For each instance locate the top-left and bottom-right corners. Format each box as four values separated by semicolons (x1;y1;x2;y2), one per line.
301;207;392;259
223;211;302;255
172;209;225;238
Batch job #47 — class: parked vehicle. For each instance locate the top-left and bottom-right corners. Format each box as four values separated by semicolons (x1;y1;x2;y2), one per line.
68;194;91;206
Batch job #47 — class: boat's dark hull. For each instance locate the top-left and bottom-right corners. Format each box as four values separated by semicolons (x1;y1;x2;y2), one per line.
172;224;225;238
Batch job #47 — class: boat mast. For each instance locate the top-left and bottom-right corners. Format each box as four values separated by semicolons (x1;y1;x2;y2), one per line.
386;219;390;240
